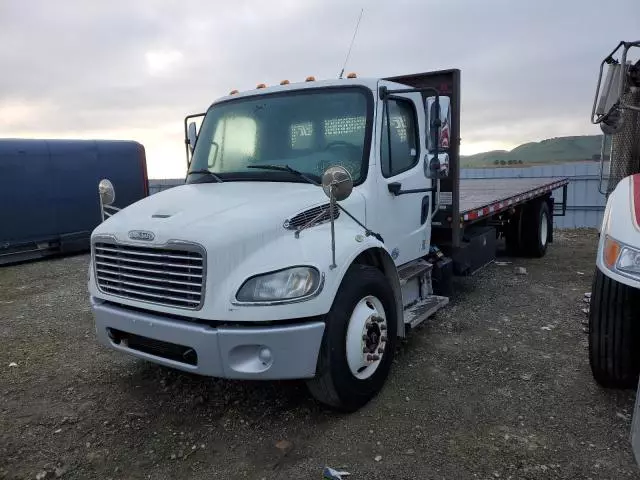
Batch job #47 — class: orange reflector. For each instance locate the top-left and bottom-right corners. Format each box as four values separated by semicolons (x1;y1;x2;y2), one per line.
280;80;290;85
604;236;621;269
347;72;357;78
305;76;316;82
256;83;266;89
229;89;239;95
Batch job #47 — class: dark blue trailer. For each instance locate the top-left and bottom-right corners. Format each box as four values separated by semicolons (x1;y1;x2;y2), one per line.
0;139;148;265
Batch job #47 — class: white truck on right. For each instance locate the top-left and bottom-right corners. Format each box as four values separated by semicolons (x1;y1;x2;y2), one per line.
586;40;640;465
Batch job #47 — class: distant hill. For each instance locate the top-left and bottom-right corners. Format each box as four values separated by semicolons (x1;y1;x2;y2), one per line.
461;135;604;168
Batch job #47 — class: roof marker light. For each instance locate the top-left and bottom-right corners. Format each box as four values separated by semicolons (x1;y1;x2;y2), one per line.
280;80;290;85
256;83;267;89
229;89;239;95
305;76;316;82
347;72;357;78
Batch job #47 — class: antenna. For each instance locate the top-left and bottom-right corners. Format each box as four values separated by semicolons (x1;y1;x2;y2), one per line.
338;8;364;79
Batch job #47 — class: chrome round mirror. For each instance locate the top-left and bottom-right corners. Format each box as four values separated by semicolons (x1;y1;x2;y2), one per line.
98;179;116;206
321;165;353;201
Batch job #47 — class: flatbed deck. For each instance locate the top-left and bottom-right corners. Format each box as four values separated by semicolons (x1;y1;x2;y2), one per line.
459;177;569;223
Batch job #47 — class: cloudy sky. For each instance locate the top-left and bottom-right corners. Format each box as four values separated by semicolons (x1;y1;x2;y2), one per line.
2;0;638;178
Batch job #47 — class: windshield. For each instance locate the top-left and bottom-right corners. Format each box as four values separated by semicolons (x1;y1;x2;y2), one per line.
187;87;373;184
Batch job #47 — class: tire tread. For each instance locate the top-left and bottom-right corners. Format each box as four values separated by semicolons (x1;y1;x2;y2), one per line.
589;267;640;388
306;264;397;411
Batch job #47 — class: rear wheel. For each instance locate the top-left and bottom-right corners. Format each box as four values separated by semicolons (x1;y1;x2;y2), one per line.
306;264;397;412
589;267;640;388
520;200;551;258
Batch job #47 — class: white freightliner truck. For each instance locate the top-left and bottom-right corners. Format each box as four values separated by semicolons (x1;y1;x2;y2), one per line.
89;69;569;411
586;41;640;465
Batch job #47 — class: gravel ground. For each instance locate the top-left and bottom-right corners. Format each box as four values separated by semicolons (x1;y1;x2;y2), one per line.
0;229;638;480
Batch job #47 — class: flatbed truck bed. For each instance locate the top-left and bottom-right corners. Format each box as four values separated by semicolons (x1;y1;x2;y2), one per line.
430;175;570;276
459;177;569;224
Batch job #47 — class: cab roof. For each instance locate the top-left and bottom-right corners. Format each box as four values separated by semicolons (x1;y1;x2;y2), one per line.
209;76;409;108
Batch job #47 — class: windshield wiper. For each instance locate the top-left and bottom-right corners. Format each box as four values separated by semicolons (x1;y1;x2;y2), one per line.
187;169;223;183
247;164;320;186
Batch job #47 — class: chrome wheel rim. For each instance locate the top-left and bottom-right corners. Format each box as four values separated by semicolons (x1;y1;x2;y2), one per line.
345;295;388;380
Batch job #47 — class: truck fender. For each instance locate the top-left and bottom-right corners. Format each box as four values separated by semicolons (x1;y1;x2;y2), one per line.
324;235;405;339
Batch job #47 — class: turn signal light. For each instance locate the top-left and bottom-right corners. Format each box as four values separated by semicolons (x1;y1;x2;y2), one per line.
256;83;267;89
280;80;290;85
305;76;316;82
347;72;357;78
603;236;621;269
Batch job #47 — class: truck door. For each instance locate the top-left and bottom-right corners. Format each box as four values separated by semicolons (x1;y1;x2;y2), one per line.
371;88;430;266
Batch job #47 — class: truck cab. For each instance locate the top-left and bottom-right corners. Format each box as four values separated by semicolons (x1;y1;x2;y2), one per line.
89;69;564;411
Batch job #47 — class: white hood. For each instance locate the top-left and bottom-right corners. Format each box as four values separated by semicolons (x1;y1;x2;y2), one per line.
95;181;355;244
90;180;368;319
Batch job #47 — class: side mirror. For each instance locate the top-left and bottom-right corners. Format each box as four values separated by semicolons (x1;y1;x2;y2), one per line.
424;153;449;179
187;122;198;152
425;95;451;153
321;165;353;201
98;179;116;206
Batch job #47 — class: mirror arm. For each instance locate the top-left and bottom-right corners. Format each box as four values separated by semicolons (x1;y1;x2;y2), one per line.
334;203;384;243
329;189;337;269
184;112;206;168
384;97;392;176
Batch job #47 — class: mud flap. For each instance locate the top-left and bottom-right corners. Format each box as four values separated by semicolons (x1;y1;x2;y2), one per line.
632;378;640;467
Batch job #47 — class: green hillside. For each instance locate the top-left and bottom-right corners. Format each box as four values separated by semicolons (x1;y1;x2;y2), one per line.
461;135;604;168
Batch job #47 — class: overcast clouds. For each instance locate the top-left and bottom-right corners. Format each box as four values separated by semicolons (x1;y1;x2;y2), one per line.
1;0;638;178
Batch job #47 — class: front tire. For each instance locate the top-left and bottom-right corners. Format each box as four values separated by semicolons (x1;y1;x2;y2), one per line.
589;267;640;388
306;264;397;412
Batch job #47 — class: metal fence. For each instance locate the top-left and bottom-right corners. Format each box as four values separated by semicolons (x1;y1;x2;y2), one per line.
461;161;606;228
148;178;184;195
149;161;606;229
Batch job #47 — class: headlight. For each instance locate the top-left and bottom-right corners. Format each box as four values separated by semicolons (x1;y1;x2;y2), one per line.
617;246;640;274
602;236;640;277
235;267;322;303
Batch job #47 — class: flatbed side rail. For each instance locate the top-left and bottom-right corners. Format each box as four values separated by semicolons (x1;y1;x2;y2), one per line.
460;178;569;224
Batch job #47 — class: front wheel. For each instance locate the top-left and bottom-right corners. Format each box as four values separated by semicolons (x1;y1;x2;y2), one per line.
589;267;640;388
306;264;397;412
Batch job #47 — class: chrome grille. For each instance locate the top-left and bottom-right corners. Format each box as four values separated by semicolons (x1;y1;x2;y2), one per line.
284;204;339;230
93;241;205;310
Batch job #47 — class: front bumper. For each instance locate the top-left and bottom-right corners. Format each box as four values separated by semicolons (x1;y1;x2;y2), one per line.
90;297;325;380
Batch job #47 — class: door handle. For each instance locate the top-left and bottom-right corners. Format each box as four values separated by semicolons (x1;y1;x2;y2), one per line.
421;196;430;224
388;182;434;196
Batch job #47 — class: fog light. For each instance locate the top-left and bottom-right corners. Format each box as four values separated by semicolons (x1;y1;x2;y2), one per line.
258;347;272;365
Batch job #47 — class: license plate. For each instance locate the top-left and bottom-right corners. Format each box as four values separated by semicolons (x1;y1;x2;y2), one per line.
632;378;640;466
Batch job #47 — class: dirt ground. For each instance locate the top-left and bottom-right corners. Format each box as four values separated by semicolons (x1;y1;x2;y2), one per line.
1;229;638;480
